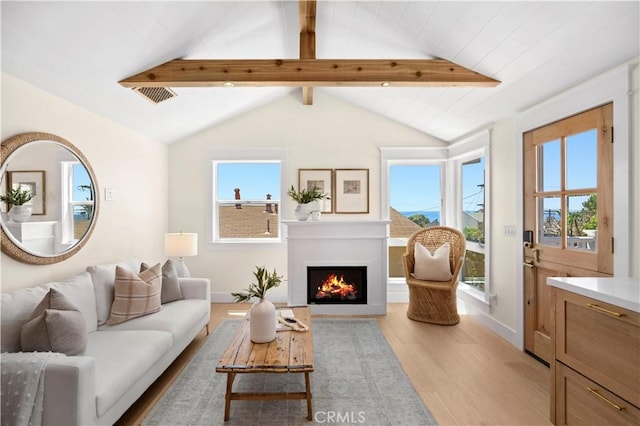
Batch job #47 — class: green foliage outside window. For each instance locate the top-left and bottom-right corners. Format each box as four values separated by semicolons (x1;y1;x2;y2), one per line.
567;194;597;236
408;214;431;228
464;227;484;243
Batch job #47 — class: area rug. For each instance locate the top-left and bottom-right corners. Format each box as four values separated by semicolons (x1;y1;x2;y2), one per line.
143;318;437;425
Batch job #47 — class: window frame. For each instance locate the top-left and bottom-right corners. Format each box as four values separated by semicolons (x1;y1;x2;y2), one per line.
451;147;492;307
208;148;286;247
387;159;446;281
381;147;448;291
60;161;95;245
380;134;492;309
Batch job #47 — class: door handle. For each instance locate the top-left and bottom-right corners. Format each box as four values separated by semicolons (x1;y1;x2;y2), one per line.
523;261;534;268
531;248;540;262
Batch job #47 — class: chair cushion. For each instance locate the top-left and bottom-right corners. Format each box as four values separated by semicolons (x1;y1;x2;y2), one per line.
86;330;172;416
106;265;161;325
99;299;209;340
21;288;87;355
412;242;453;281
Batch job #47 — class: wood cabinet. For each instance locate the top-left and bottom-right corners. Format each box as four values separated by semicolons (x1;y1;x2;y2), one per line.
549;280;640;425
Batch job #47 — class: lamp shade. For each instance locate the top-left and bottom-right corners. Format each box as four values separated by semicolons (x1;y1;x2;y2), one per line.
164;233;198;257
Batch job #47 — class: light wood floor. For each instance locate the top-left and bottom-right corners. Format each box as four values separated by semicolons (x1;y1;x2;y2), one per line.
115;303;551;425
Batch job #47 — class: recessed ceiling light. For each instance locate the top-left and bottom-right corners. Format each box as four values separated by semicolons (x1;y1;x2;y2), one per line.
223;82;234;87
381;82;390;87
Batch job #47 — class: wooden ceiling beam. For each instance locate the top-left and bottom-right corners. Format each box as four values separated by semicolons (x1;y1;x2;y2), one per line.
299;0;316;34
118;58;500;88
299;0;316;105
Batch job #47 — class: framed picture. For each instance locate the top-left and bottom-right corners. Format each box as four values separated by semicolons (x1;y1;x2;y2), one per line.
334;169;369;214
7;170;46;215
298;169;333;213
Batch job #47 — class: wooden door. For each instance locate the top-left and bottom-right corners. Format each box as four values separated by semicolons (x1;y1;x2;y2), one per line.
523;103;613;363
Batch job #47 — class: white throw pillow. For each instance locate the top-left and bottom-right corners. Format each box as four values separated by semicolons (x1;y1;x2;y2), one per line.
411;242;453;282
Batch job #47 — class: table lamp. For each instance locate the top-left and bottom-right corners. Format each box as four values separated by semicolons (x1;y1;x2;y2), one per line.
164;232;198;277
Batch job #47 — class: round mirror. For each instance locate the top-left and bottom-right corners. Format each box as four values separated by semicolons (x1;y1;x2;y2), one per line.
0;132;99;264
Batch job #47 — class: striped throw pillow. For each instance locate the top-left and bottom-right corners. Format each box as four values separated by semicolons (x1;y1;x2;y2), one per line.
107;264;162;325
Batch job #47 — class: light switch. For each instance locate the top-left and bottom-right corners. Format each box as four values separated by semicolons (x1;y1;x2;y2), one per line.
503;225;516;236
105;188;114;201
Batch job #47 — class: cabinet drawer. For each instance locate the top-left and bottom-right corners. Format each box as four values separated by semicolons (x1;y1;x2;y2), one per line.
556;363;640;426
555;289;640;406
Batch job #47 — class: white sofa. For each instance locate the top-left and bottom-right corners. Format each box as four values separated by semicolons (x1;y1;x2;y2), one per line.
1;259;211;425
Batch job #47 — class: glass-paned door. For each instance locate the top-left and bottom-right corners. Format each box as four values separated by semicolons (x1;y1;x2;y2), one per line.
523;103;613;363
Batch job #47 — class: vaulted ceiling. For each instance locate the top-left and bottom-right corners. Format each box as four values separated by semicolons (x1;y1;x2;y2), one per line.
2;1;639;144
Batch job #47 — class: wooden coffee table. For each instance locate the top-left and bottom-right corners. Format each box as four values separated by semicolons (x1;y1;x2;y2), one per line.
216;306;314;421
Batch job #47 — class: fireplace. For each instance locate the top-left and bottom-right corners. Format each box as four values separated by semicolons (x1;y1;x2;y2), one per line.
284;220;389;315
307;266;367;305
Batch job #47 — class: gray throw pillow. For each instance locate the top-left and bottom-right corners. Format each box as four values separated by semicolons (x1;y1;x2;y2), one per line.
21;288;87;355
141;260;183;304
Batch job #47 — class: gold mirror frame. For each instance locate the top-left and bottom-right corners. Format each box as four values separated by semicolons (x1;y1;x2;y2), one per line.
1;132;99;264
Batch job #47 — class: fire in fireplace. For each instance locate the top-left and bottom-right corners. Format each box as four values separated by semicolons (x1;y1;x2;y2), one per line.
307;266;367;305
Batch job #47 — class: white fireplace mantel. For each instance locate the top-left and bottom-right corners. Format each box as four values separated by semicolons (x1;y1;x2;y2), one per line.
283;220;390;315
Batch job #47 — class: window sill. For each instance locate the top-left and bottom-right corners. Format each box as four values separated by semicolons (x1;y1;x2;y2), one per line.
457;282;491;313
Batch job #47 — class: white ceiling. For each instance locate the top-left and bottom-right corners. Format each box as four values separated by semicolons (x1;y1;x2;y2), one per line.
2;1;639;144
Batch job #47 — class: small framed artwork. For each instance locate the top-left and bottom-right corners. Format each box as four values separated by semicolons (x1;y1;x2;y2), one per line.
334;169;369;214
7;170;46;215
298;168;333;213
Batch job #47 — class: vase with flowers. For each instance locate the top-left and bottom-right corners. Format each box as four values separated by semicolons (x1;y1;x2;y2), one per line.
287;185;330;221
231;266;283;343
0;187;34;222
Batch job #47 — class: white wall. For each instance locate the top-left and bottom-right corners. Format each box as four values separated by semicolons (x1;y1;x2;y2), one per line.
483;61;639;347
168;90;445;301
487;120;519;328
1;73;168;291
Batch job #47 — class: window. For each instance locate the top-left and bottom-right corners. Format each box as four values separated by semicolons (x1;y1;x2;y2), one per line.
61;162;95;244
460;156;485;291
388;163;443;278
537;129;599;252
212;160;282;242
381;137;491;307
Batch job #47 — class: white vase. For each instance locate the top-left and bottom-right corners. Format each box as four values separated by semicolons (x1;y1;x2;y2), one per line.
8;205;32;223
250;298;277;343
294;203;310;221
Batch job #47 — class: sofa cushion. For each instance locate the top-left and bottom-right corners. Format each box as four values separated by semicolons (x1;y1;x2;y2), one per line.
141;260;183;304
106;265;162;325
85;330;172;416
21;289;87;355
99;299;209;340
87;259;141;325
1;272;97;352
412;242;452;282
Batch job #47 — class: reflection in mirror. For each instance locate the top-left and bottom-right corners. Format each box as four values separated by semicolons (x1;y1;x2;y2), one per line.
1;132;99;265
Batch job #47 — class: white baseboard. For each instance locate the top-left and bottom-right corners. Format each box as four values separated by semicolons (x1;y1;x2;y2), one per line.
460;299;519;348
386;281;409;303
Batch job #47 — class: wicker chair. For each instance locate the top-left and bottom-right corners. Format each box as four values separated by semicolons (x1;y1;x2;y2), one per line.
402;226;466;325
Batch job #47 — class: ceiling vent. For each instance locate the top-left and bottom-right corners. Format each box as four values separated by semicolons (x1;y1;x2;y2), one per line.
132;87;177;104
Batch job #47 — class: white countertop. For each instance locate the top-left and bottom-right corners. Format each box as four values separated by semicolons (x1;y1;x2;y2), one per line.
547;276;640;313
